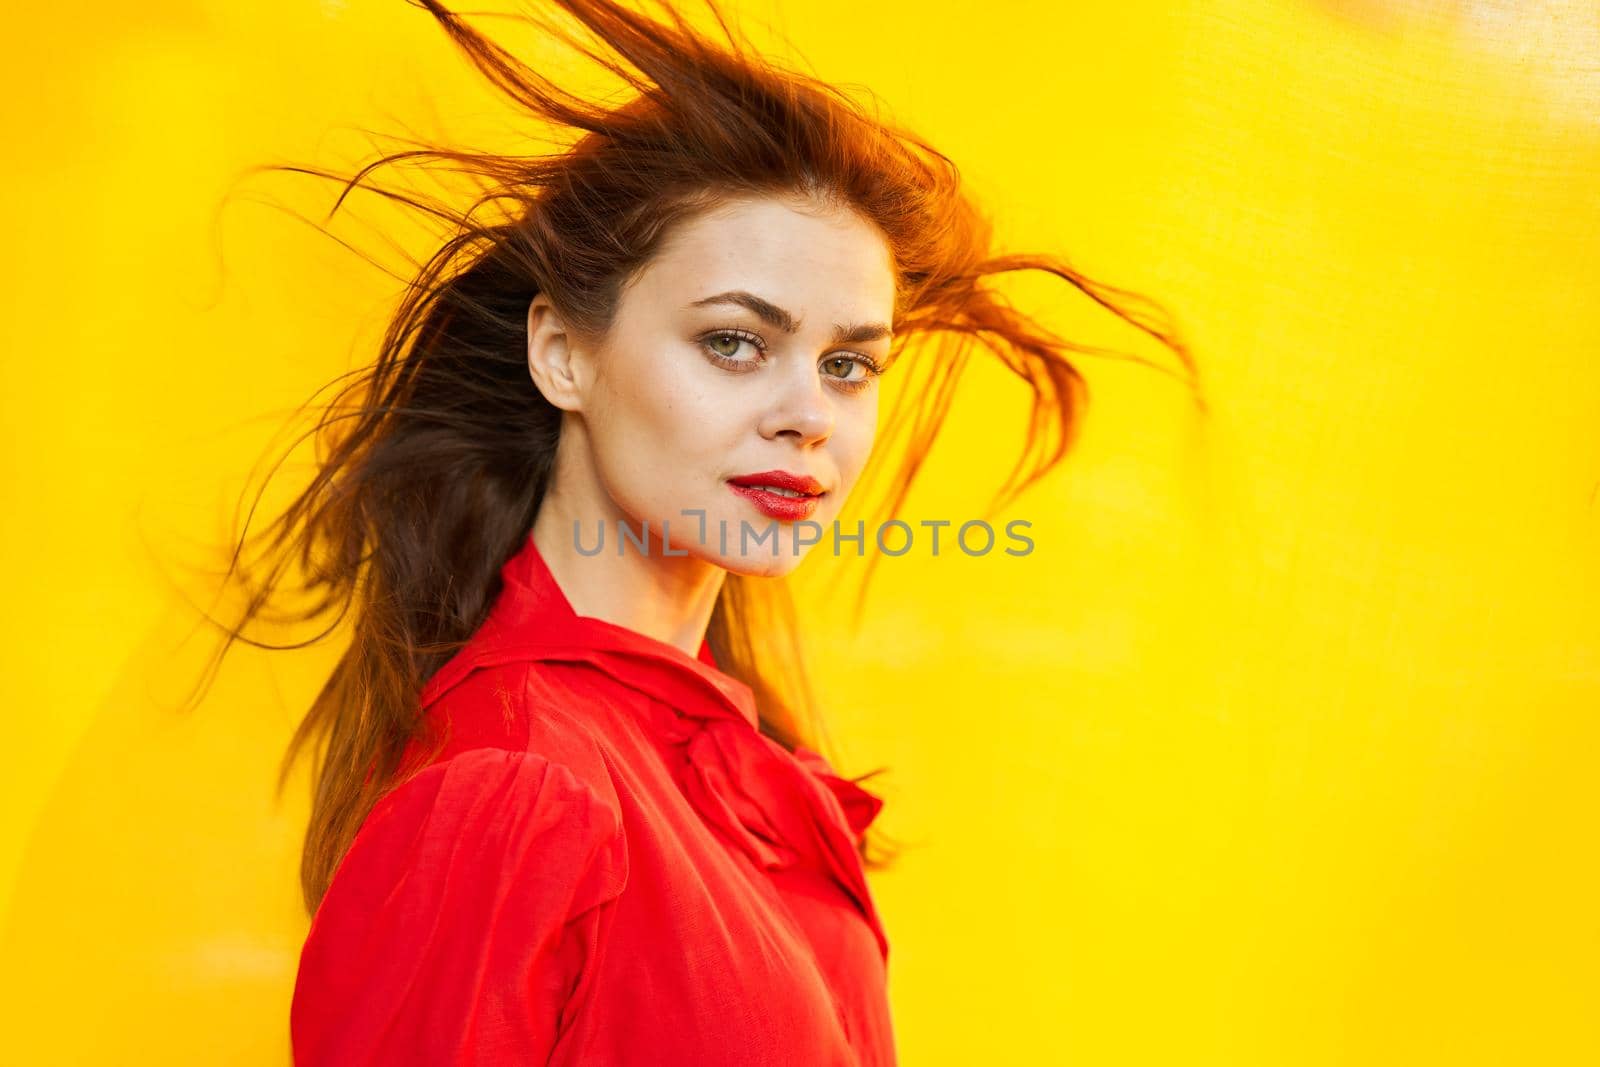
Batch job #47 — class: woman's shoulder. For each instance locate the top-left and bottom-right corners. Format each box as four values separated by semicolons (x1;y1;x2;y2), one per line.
385;747;624;850
420;658;624;815
336;747;631;934
295;745;631;1064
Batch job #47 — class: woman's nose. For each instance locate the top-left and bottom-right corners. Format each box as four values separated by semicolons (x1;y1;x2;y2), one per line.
760;362;834;445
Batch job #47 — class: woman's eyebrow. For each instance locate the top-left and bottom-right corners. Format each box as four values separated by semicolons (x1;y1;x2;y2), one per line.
687;289;892;343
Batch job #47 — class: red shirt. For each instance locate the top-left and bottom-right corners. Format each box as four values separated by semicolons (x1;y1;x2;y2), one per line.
290;534;895;1065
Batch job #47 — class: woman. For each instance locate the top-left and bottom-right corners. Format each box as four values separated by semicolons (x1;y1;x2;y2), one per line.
205;0;1195;1063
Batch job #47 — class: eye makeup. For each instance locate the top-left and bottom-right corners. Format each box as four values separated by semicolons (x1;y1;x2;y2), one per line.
693;327;883;393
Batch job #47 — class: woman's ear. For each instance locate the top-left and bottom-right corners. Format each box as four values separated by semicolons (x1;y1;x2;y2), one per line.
526;293;586;412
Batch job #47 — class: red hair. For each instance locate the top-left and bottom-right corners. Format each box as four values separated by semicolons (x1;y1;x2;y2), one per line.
191;0;1198;913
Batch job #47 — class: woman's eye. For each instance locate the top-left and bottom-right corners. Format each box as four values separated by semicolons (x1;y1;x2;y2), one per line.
700;330;879;390
706;333;747;359
822;356;878;387
700;331;763;365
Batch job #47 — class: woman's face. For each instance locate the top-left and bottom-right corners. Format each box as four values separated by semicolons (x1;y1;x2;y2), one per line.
528;193;895;576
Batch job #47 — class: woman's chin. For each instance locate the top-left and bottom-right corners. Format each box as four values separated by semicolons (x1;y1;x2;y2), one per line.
714;547;811;578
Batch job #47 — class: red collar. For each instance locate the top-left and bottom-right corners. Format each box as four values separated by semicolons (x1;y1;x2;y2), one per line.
414;532;889;961
418;533;760;732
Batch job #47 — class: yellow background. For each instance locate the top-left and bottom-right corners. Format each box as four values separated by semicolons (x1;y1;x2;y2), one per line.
3;0;1597;1062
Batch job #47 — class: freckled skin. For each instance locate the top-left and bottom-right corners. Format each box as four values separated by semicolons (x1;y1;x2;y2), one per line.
526;194;895;583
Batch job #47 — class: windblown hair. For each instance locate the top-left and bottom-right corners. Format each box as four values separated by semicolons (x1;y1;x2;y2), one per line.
198;0;1198;914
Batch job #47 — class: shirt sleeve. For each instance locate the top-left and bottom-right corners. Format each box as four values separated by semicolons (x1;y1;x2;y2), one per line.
290;747;629;1066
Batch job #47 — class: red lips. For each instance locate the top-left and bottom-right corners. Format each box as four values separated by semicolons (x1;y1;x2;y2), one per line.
726;470;826;495
725;470;827;522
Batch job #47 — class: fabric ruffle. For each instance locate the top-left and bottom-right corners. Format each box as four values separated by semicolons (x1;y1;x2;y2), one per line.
426;631;890;962
646;700;889;961
791;745;887;841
